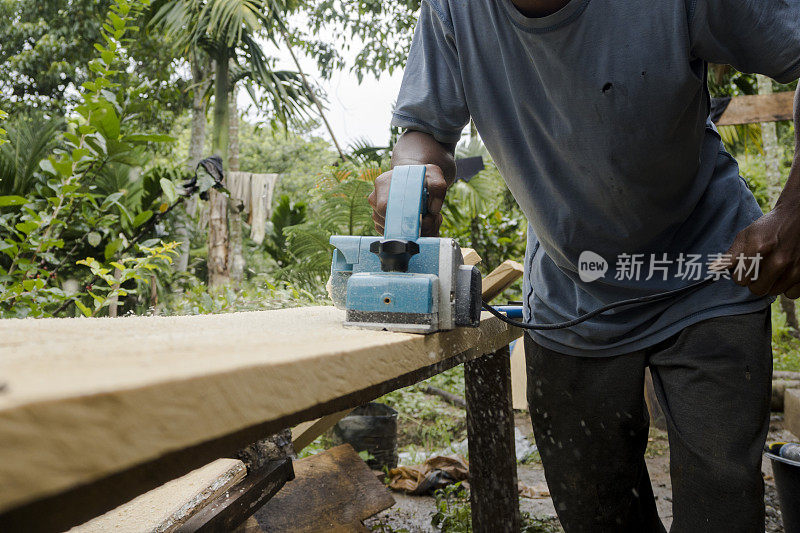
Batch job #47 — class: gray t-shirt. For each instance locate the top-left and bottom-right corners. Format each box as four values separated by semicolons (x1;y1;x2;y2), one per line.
391;0;800;356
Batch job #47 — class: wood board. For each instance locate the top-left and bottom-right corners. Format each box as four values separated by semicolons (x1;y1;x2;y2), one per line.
70;459;246;533
786;389;800;440
481;260;524;302
716;92;795;126
0;306;519;528
255;444;395;531
292;410;353;453
510;339;528;411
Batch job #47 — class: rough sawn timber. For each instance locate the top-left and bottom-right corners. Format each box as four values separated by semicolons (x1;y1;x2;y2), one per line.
715;91;795;126
0;306;520;531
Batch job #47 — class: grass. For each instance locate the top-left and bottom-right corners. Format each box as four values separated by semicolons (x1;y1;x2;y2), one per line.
771;300;800;372
431;484;562;533
378;367;468;456
645;427;669;459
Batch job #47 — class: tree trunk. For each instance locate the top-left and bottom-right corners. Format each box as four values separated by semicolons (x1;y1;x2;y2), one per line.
228;82;245;285
758;74;799;335
177;53;210;273
208;54;231;288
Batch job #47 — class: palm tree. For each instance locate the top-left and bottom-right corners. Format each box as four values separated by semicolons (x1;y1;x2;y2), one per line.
148;0;314;286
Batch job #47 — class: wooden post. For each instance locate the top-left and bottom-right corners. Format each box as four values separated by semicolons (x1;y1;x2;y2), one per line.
464;346;520;532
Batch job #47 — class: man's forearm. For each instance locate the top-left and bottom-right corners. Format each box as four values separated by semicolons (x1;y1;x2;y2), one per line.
391;130;458;186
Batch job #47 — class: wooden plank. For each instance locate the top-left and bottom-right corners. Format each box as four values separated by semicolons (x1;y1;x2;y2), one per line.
70;459;246;533
786;389;800;439
255;444;395;532
465;346;521;533
510;339;528;411
716;92;795;126
481;260;524;302
0;307;520;530
292;410;353;453
461;248;482;266
175;458;294;532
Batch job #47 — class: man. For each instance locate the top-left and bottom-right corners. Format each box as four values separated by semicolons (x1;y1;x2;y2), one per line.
368;0;800;530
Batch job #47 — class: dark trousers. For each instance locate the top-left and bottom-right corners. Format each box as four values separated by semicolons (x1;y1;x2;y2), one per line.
525;309;772;533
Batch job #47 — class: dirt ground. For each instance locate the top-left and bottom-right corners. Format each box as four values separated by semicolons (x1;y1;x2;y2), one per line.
366;413;796;532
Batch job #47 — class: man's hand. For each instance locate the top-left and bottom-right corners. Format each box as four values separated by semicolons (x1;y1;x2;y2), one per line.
720;82;800;298
369;163;448;237
722;202;800;298
370;130;457;237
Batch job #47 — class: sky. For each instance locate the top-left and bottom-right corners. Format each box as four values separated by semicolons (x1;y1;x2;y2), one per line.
263;40;405;149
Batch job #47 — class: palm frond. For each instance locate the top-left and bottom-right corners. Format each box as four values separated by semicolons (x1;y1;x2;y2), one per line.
0;116;63;196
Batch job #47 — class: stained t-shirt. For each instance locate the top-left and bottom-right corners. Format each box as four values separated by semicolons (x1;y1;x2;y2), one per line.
391;0;800;356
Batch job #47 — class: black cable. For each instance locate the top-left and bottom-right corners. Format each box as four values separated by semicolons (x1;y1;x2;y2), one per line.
483;277;717;331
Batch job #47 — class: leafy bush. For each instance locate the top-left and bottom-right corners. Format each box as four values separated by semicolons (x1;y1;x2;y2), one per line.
0;0;182;318
432;484;562;532
277;164;377;290
162;278;320;315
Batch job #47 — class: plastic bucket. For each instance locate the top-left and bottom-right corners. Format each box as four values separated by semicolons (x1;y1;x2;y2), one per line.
766;443;800;533
335;402;398;470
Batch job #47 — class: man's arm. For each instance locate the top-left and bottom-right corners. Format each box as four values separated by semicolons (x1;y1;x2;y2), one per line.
725;83;800;298
368;130;457;237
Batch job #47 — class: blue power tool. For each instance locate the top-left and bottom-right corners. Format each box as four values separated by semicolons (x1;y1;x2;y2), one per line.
329;165;482;333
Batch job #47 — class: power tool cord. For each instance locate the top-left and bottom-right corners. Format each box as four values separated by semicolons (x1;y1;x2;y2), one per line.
482;277;717;331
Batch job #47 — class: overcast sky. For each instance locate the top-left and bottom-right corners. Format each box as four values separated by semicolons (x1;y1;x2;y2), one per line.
263;40;405;149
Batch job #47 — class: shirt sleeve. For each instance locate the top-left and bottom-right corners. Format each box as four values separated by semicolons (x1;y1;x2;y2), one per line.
689;0;800;83
390;0;470;144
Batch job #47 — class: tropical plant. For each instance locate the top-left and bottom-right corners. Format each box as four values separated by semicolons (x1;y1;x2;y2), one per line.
74;240;179;316
0;0;181;318
0;110;7;146
0;115;64;196
280;165;376;289
148;0;317;286
263;194;307;268
301;0;421;81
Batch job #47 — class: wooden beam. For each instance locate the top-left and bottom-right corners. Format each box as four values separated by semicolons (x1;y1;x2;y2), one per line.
510;339;528;411
786;389;800;439
716;91;795;126
292;410;352;453
176;459;294;532
255;444;395;531
481;260;524;302
465;346;521;532
461;248;482;266
70;459;246;532
0;307;520;531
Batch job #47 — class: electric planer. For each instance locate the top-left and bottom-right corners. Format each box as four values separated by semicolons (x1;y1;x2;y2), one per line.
329;165;482;333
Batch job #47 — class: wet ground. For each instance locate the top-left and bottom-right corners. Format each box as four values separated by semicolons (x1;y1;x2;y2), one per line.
366;413;796;532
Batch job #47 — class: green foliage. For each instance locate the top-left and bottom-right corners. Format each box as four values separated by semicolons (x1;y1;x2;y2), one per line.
301;1;421;81
237;122;337;199
432;484;472;532
74;240;179;316
263;195;307;267
432;484;562;533
0;114;64;196
162;277;320;314
0;0;110;114
0;110;7;146
280;165;376;289
439;156;527;273
0;0;191;120
148;0;315;129
772;300;800;372
378;367;466;453
0;0;181;318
